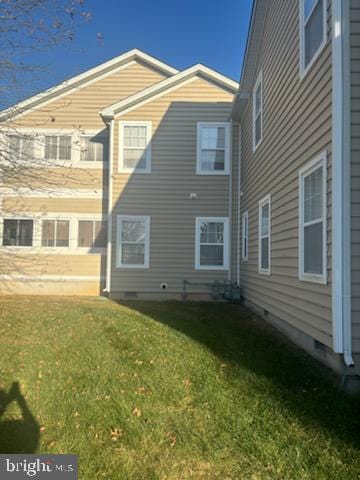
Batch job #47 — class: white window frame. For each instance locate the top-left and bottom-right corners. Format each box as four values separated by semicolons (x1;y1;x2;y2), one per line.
41;218;71;248
299;0;327;79
298;151;327;284
78;133;108;167
116;215;150;269
2;218;34;248
252;71;263;152
242;211;249;261
118;121;152;174
196;122;230;175
44;134;73;162
195;217;229;270
77;219;107;250
258;195;271;275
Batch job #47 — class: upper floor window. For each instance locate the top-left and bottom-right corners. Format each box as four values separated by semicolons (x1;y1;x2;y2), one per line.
299;152;327;283
8;134;34;161
80;135;108;163
258;195;271;274
116;216;150;268
44;135;72;161
300;0;327;77
242;211;248;261
42;220;70;247
119;122;151;173
196;123;230;175
195;217;229;270
252;72;263;151
3;219;33;247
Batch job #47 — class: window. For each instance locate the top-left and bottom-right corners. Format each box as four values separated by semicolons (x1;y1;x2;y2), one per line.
195;217;229;270
258;195;271;274
119;122;151;173
299;152;327;283
242;211;248;261
8;134;34;161
42;220;70;247
80;135;108;162
300;0;327;77
196;123;230;174
3;219;33;246
44;135;72;161
78;220;107;248
116;216;150;268
252;72;263;151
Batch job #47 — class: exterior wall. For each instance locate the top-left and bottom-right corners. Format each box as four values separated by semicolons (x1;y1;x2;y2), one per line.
1;60;167;295
109;78;234;298
350;0;360;353
237;0;333;347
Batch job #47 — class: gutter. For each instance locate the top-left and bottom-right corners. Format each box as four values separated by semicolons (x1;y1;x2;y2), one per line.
237;124;242;286
104;119;114;294
332;0;354;366
228;120;233;282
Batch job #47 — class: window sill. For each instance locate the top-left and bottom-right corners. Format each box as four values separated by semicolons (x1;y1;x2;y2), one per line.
299;272;327;285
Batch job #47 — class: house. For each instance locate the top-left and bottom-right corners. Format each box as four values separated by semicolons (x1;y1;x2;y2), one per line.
0;0;359;381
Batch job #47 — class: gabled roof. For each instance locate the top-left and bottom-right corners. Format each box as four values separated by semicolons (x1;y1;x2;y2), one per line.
232;0;269;119
0;49;178;121
101;64;239;120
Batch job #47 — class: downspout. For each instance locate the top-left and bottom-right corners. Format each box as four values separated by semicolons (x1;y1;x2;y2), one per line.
332;0;354;366
237;123;242;286
104;118;114;294
228;120;233;282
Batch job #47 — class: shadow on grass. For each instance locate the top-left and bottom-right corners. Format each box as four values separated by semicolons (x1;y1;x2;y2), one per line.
0;382;39;453
119;301;360;450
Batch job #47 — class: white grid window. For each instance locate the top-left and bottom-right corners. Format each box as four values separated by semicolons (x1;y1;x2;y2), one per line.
3;219;33;247
195;217;229;270
299;152;327;283
300;0;327;77
78;220;107;248
197;123;230;174
44;135;72;161
80;135;108;162
8;134;34;161
119;122;151;173
42;220;70;247
116;216;150;268
253;72;263;151
258;195;271;274
242;211;248;261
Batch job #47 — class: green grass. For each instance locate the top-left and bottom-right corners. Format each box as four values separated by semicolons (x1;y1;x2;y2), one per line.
0;297;359;479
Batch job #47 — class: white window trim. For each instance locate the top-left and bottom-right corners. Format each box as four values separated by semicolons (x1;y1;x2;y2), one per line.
76;218;107;253
252;71;263;152
0;212;106;254
195;216;229;270
116;215;150;269
41;218;71;249
118;121;152;174
196;122;230;175
242;211;249;261
298;151;327;284
299;0;328;80
78;132;109;168
258;194;271;275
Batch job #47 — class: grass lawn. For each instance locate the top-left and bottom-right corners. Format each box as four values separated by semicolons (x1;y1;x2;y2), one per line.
0;297;359;479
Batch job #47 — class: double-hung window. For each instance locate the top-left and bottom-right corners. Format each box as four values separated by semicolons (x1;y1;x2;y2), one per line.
258;195;271;274
3;219;33;247
195;217;229;270
116;216;150;268
197;123;230;174
242;211;249;261
119;122;151;173
299;152;327;283
8;134;34;161
253;72;263;151
78;220;107;248
42;220;70;247
300;0;327;77
80;135;108;163
44;135;72;161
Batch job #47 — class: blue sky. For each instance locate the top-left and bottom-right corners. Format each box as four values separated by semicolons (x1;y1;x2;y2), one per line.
24;0;253;97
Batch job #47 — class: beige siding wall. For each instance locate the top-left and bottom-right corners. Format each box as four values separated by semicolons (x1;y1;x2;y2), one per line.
1;60;166;294
110;78;233;296
351;0;360;352
237;0;333;347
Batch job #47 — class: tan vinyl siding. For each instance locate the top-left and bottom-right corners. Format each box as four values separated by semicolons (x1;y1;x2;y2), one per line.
237;0;333;347
110;78;233;295
351;0;360;353
2;197;105;214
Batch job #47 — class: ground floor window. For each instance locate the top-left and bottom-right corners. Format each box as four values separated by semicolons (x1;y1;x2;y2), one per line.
116;216;150;268
299;152;327;283
195;217;229;270
42;220;70;247
258;195;271;274
78;220;107;248
3;219;33;246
